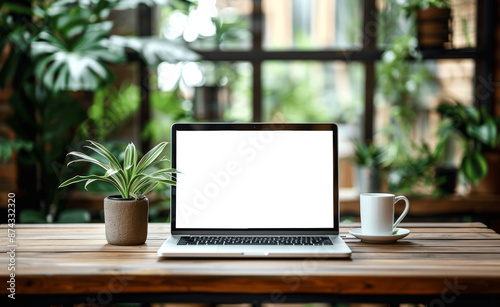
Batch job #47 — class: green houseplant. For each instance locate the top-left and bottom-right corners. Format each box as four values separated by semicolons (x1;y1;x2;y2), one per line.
351;141;385;193
59;140;178;245
437;102;500;188
400;0;452;48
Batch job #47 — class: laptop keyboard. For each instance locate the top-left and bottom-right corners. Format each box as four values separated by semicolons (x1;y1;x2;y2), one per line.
177;236;334;246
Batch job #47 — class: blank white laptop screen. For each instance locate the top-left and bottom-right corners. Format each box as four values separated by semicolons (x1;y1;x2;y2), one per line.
174;129;335;229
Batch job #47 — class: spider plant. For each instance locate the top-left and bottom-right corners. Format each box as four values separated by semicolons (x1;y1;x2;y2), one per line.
59;141;178;199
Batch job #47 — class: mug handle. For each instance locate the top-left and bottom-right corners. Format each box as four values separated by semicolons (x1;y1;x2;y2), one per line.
393;196;410;230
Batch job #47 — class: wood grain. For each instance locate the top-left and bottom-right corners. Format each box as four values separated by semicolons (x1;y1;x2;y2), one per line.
0;222;500;299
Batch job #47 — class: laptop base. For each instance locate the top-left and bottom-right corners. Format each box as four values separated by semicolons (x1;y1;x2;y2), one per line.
157;235;351;258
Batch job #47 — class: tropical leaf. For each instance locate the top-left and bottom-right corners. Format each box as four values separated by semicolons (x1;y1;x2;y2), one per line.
31;18;125;92
466;120;498;149
109;35;200;67
461;152;488;186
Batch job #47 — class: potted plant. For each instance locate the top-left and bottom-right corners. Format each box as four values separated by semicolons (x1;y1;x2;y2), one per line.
387;141;443;195
437;102;500;191
59;140;178;245
400;0;452;49
351;141;385;193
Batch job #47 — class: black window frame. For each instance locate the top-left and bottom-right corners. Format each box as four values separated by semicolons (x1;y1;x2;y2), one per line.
137;0;495;150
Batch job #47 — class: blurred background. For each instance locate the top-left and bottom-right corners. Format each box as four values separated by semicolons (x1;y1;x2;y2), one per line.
0;0;499;230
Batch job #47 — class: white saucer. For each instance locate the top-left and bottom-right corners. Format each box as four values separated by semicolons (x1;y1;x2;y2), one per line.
348;228;410;243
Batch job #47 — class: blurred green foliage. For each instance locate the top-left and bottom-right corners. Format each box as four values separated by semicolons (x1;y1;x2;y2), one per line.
437;102;500;186
79;84;140;141
0;0;197;223
263;61;364;124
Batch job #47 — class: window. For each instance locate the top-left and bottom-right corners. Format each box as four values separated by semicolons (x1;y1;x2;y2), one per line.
147;0;494;194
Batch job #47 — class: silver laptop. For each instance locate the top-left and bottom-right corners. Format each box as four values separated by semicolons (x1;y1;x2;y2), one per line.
157;123;351;258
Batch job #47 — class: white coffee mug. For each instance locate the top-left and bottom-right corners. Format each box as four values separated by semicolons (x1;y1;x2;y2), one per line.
360;193;410;235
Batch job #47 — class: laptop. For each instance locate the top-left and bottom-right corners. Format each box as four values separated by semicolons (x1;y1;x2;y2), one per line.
157;123;352;258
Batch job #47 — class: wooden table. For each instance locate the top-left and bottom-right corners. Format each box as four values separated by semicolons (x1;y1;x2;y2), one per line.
2;222;500;306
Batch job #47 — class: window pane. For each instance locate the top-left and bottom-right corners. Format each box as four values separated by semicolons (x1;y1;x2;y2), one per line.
451;0;476;48
222;62;253;122
263;0;363;50
374;59;475;161
377;0;476;49
154;60;252;125
158;0;253;50
262;61;364;194
376;0;412;48
262;61;364;124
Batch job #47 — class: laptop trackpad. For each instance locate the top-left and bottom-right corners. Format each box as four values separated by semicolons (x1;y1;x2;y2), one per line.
218;245;291;255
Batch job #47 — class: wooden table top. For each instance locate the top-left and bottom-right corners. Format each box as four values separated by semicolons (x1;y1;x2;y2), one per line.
1;222;500;303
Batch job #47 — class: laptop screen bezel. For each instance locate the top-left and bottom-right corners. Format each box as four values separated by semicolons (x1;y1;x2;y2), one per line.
170;123;339;236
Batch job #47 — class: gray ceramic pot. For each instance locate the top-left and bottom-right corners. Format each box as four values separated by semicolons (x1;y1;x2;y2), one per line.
104;195;149;245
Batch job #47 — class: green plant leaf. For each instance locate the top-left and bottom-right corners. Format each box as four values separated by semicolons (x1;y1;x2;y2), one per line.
467;120;498;148
461;152;488;186
131;175;156;195
144;155;171;170
0;141;13;163
85;141;123;171
128;173;146;192
84;179;98;191
149;168;180;177
105;169;119;177
66;151;110;171
109;36;199;67
464;105;480;125
151;178;177;186
142;181;159;195
31;21;123;92
136;141;168;174
59;174;123;195
123;142;137;180
82;141;128;197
